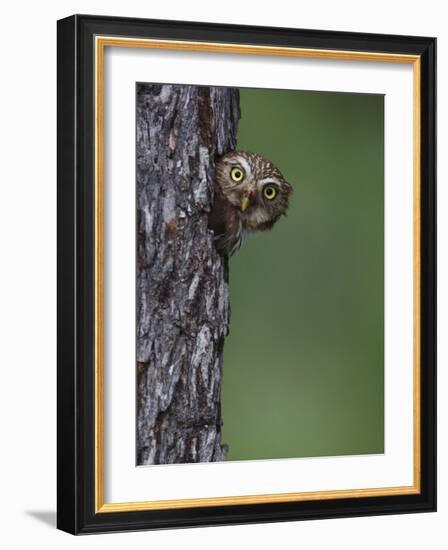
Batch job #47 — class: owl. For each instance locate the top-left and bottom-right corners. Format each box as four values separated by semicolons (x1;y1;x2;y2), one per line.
209;151;292;256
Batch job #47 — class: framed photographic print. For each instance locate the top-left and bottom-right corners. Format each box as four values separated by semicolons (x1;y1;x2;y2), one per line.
57;14;436;534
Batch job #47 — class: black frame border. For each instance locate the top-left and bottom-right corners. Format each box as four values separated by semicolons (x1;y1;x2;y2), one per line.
57;14;436;534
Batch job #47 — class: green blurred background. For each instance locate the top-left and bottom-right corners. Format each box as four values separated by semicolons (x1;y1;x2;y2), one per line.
221;87;384;461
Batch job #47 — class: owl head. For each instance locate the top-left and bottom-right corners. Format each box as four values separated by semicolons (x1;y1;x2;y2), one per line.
214;151;292;232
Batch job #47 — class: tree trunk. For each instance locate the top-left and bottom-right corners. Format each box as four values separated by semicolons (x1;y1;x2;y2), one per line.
136;84;240;465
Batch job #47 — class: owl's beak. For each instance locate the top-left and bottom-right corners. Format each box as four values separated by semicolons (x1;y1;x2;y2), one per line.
240;196;250;211
240;187;255;211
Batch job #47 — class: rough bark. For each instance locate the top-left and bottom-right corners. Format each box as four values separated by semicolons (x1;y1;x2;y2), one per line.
136;84;240;465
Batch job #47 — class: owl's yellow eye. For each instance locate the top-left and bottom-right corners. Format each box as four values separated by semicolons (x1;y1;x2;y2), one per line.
263;185;277;200
230;166;245;182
